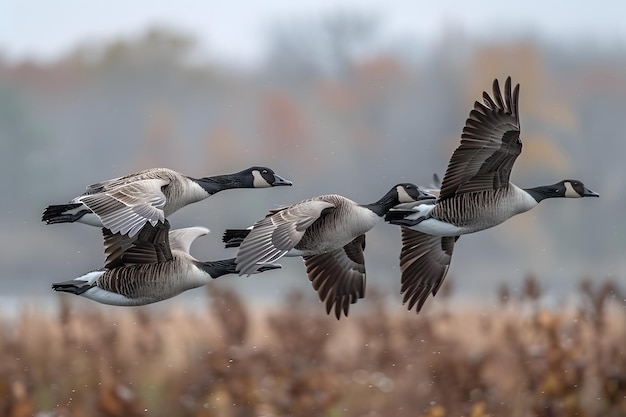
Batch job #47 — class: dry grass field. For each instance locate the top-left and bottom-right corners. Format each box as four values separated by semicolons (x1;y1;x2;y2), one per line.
1;277;625;417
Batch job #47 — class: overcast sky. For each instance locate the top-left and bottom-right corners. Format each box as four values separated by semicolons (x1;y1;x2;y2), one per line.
2;0;625;64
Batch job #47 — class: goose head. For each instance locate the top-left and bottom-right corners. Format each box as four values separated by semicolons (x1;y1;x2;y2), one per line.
245;166;293;188
364;183;436;216
395;183;437;203
526;179;599;202
193;166;292;194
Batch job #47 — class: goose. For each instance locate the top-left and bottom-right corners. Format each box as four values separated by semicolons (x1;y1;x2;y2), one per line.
222;184;436;318
42;166;293;237
52;219;281;306
384;77;599;314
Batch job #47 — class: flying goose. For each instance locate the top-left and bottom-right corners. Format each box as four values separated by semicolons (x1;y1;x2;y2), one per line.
52;219;281;306
384;77;599;313
42;166;293;237
222;184;435;318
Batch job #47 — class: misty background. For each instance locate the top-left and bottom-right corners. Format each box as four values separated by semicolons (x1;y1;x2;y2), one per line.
1;1;624;315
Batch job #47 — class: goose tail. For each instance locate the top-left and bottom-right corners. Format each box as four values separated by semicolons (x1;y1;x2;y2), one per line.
42;203;88;224
52;270;102;295
384;209;415;225
222;228;252;248
52;280;92;295
201;258;281;279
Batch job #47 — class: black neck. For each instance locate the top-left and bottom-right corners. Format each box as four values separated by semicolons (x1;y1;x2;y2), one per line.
192;174;248;195
195;258;238;278
524;186;559;203
361;190;400;217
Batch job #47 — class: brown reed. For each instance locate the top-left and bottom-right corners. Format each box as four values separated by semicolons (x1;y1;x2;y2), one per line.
0;276;624;417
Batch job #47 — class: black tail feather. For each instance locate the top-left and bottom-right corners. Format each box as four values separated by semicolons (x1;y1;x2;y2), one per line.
255;264;282;273
199;258;281;278
52;280;92;295
42;203;87;224
384;210;425;227
222;228;251;248
384;209;413;223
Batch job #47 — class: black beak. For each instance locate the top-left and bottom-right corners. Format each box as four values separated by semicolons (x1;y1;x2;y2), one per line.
272;174;293;186
582;186;599;197
418;189;438;201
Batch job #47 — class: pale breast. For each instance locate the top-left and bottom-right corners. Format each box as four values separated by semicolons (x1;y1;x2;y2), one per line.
164;178;210;216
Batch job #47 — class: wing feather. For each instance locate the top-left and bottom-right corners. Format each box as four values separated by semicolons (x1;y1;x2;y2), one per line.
79;178;169;236
439;77;521;200
304;235;366;319
102;220;173;268
235;200;334;275
168;227;210;255
399;228;458;313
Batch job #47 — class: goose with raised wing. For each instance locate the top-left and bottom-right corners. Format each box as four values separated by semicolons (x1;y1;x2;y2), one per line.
52;220;281;306
385;77;599;313
223;184;435;318
42;166;292;237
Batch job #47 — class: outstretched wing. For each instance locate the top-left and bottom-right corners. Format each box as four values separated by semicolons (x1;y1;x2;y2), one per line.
79;178;169;237
304;234;367;319
168;227;210;255
399;228;458;313
439;77;521;200
235;199;335;275
102;220;173;268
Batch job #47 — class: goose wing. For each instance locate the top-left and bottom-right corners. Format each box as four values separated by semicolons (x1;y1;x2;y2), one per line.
304;234;367;319
79;178;169;236
102;220;173;269
439;77;521;200
168;227;210;255
399;228;458;313
235;199;335;275
82;168;162;194
84;175;127;195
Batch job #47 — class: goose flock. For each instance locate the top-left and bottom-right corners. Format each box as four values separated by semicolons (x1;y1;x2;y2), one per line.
44;77;599;318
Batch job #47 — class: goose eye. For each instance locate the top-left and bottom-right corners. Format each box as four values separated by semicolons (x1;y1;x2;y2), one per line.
262;170;268;174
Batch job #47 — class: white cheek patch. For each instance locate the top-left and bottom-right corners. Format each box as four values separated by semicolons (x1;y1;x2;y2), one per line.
564;181;579;198
252;170;270;188
396;186;414;203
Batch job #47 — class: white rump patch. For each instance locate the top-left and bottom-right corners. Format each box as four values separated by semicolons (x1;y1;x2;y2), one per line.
406;202;436;219
77;270;106;284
